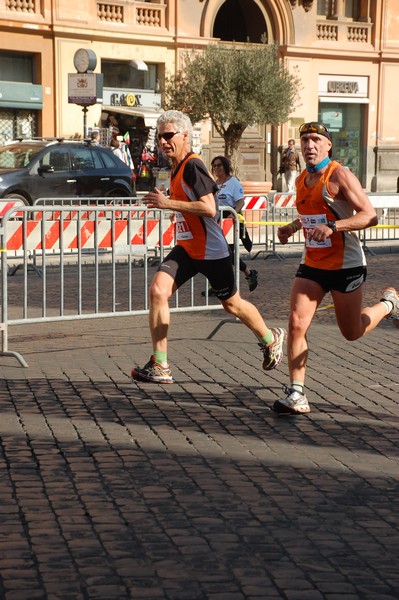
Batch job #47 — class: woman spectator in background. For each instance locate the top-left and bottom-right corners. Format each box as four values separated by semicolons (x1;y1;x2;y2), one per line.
211;155;258;293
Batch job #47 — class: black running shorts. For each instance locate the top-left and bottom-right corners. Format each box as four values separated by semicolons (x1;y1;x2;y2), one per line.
158;245;237;300
295;264;367;293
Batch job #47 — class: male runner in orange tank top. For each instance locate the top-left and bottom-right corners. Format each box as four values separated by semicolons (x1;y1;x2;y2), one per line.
274;121;399;415
131;110;286;384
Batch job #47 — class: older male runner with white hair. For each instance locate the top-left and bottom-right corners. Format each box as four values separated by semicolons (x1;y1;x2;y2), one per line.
132;110;285;384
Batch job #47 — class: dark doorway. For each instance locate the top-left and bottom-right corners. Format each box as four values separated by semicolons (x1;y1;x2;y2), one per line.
213;0;268;43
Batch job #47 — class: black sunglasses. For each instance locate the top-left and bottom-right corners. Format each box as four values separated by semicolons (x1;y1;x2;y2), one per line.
299;122;330;136
157;131;180;142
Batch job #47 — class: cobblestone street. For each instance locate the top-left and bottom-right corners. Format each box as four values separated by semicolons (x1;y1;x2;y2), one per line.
0;253;398;599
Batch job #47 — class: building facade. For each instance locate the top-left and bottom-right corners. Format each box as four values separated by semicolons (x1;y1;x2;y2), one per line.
1;0;399;191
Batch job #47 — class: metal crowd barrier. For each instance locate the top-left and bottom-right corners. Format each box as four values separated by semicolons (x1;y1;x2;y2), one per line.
240;192;300;260
0;204;240;367
2;192;398;366
32;195;271;265
4;194;274;264
27;197;174;269
249;191;399;259
240;194;271;258
33;196;141;208
360;193;399;254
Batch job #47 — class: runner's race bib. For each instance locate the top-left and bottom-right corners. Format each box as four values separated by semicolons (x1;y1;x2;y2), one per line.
301;213;332;248
175;212;193;240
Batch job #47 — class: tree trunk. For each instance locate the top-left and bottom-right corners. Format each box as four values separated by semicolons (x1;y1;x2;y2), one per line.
223;123;245;177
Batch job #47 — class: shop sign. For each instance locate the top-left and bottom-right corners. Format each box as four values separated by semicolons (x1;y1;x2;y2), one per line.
327;81;358;93
68;73;103;105
319;75;368;98
103;88;161;110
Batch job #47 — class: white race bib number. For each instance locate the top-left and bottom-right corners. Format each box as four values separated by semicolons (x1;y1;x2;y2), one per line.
301;213;332;248
175;211;193;240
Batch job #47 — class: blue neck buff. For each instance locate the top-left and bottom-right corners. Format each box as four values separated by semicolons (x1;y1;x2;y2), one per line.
306;156;331;173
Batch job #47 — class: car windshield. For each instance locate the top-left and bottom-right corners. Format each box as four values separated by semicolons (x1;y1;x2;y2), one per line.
0;144;45;169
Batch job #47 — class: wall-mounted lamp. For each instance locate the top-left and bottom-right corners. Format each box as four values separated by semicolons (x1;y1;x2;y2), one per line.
129;59;148;71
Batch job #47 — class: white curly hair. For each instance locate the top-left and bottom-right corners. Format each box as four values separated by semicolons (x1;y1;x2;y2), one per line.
156;110;193;144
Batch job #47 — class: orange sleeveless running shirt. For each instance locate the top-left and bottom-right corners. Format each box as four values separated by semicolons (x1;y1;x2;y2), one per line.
170;152;230;260
295;160;366;270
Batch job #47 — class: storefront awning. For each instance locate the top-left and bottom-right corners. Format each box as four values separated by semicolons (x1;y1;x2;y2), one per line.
0;82;43;110
102;106;162;127
319;97;369;104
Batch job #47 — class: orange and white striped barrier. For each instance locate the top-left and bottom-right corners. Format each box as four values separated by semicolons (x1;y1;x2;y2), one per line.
32;207;147;221
221;218;236;243
0;205;242;367
273;193;296;208
3;218;175;251
0;199;26;218
243;195;267;209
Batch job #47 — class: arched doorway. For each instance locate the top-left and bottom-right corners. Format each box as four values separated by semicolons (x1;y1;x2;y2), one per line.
208;0;272;180
213;0;268;43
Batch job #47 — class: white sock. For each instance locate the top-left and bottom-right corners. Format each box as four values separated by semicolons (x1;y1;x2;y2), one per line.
381;300;394;315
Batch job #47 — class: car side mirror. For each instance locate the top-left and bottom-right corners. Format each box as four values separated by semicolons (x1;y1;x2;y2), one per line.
38;164;55;175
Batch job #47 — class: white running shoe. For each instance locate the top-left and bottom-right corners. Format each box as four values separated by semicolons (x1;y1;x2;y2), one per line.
273;386;311;415
381;287;399;324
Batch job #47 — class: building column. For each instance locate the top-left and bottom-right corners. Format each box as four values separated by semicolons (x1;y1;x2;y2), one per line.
331;0;344;19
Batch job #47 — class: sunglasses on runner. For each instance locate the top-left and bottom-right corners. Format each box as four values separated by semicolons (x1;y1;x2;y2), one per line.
156;131;180;142
299;122;331;140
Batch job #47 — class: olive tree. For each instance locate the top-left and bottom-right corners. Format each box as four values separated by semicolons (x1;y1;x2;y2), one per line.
163;43;300;174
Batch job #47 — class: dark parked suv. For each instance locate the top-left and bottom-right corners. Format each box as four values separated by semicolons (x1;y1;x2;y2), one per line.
0;139;136;205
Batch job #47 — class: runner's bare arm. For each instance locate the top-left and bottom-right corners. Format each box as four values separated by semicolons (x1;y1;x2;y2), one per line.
277;219;302;244
142;188;216;217
327;166;377;232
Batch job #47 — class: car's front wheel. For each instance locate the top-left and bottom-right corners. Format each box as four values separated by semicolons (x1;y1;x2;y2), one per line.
105;188;131;200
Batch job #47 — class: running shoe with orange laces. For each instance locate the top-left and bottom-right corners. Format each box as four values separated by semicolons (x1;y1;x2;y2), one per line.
132;356;174;384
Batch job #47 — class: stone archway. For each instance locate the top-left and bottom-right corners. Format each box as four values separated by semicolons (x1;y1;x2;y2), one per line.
200;0;294;181
201;0;293;43
213;0;269;43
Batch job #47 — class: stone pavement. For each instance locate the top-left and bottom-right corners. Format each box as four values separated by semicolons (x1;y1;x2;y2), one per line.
0;253;398;600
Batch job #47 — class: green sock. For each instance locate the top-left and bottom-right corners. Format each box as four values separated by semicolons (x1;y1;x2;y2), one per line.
291;381;304;394
259;330;274;346
154;350;167;365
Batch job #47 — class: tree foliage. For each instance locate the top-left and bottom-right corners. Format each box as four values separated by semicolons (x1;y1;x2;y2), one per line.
163;43;300;173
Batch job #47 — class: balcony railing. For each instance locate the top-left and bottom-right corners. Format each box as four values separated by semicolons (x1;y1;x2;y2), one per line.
97;1;165;28
317;19;372;44
3;0;167;31
6;0;36;13
97;2;124;22
136;3;162;27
